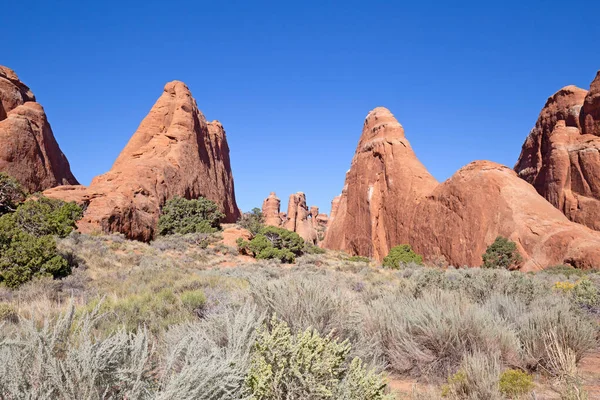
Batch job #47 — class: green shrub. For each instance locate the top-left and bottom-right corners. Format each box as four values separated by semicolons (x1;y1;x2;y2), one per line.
238;226;305;263
543;264;588;278
0;173;25;215
0;227;70;288
498;369;534;398
237;207;264;235
158;196;225;235
440;352;502;399
572;277;598;307
180;289;207;315
244;316;391;399
382;244;423;269
304;243;326;255
0;303;18;323
5;196;82;238
348;255;370;263
482;236;522;269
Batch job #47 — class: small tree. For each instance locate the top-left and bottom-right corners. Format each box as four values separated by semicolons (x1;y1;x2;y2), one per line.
237;207;264;235
482;236;522;269
7;197;82;238
0;173;25;215
237;226;305;263
0;219;70;288
382;244;423;269
157;196;224;235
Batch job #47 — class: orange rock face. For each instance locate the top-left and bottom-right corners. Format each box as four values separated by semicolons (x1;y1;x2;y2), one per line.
261;191;326;244
410;161;600;271
262;192;283;227
45;81;240;241
514;72;600;231
0;66;78;192
324;107;600;270
322;107;438;260
284;192;318;244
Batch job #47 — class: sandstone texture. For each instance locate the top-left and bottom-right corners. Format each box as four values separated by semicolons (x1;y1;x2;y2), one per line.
222;226;252;248
45;81;240;240
261;191;326;244
324;106;600;270
322;107;438;260
514;71;600;231
283;192;318;244
0;66;78;192
262;192;284;227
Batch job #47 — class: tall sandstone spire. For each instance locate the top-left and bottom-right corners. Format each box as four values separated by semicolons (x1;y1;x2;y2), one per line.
514;71;600;231
0;66;78;192
322;107;438;260
45;81;240;241
323;107;600;270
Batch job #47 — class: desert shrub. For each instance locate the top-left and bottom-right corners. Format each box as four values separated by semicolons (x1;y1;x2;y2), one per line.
0;172;25;215
382;244;423;269
0;226;70;288
152;232;215;251
498;369;534;398
244;316;391;400
237;207;264;235
440;352;502;400
158;196;224;235
348;255;371;263
572;277;599;307
238;226;305;263
80;287;208;334
158;304;264;399
4;196;82;238
250;273;361;342
0;305;153;399
0;302;18;323
304;243;326;255
482;236;522;269
365;290;520;376
544;264;589;278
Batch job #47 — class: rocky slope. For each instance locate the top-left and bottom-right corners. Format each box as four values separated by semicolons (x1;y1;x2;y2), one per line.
324;107;600;270
45;81;240;241
0;66;78;192
514;72;600;231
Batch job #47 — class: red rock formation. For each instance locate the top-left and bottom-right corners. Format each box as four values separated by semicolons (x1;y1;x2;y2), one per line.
322;107;438;260
0;66;78;192
324;106;600;270
262;192;283;227
410;161;600;271
284;192;318;244
514;72;600;231
45;81;239;240
582;71;600;136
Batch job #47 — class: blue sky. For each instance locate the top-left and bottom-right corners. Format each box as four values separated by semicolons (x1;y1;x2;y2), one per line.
3;0;600;214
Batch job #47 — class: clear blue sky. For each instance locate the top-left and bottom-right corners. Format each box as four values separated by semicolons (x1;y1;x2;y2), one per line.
3;0;600;214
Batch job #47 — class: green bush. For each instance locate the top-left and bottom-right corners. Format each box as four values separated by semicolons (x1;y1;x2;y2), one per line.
572;277;599;307
237;207;264;235
0;173;25;215
244;316;391;399
382;244;423;269
0;196;81;288
5;196;82;238
498;369;534;398
0;227;70;288
238;226;305;263
348;255;370;263
304;243;326;255
158;196;225;235
482;236;522;269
